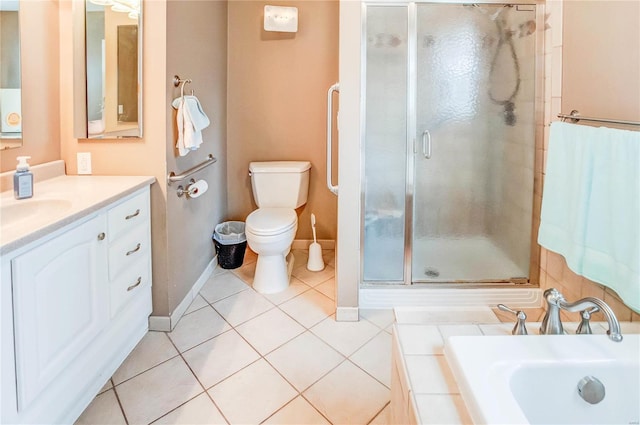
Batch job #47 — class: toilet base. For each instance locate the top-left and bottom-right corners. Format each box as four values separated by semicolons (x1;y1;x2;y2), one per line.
253;252;295;294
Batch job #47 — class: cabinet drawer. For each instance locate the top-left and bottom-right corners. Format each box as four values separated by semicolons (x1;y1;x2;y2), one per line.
108;190;150;242
108;225;150;280
110;258;151;317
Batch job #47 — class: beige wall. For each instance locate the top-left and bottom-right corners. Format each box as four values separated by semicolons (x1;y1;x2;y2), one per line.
1;0;60;173
538;0;640;320
562;0;640;124
165;0;228;315
227;0;338;240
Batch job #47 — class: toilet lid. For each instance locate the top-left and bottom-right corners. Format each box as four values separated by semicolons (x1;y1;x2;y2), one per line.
246;208;297;236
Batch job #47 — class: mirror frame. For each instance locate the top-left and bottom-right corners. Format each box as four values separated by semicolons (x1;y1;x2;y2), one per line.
73;0;143;139
0;1;23;150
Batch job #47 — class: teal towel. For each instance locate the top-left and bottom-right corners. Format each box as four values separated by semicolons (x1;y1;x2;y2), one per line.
539;122;640;312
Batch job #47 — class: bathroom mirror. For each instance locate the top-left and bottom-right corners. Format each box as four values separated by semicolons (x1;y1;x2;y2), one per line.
75;0;142;139
0;0;23;150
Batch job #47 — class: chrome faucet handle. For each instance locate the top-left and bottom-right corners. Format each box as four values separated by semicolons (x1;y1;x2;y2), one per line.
576;307;600;335
497;304;528;335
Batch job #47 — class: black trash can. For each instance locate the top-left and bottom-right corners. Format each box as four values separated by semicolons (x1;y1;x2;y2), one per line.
212;221;247;269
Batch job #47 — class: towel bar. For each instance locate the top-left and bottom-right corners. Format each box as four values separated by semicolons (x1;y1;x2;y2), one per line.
558;110;640;127
167;154;217;185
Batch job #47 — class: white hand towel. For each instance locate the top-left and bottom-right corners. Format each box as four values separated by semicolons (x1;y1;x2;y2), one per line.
539;122;640;312
172;95;211;156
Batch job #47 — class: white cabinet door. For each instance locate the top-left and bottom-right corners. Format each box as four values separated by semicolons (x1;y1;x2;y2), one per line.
11;215;109;411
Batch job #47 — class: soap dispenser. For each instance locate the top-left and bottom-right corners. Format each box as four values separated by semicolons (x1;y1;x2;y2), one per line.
14;156;33;199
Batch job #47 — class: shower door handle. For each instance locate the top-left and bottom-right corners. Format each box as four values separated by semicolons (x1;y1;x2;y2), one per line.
422;130;432;159
326;82;339;195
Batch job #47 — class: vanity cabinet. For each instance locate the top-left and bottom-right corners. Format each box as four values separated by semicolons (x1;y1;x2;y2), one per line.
12;215;109;411
1;185;152;424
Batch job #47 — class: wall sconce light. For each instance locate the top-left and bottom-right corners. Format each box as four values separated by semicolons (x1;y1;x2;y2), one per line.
264;5;298;33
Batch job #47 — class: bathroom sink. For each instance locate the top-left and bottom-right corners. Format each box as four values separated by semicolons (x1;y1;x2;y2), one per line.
1;198;73;227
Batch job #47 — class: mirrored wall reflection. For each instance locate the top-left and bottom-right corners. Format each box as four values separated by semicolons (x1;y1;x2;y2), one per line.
0;0;23;150
85;0;141;139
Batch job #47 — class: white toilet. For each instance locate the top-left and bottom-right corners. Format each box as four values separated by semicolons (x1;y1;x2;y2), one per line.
245;161;311;294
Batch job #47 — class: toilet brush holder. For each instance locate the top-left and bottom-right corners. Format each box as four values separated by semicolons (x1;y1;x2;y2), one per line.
307;242;325;271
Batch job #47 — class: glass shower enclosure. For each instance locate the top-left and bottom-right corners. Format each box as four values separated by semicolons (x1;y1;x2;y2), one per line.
362;2;539;285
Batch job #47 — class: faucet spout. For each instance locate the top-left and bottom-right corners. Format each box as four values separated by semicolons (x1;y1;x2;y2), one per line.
559;297;623;342
539;288;623;342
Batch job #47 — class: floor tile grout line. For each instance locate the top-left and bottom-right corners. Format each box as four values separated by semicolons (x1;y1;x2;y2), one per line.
158;330;233;425
111;351;182;388
366;401;390;425
345;328;393;390
111;383;130;425
308;317;384;359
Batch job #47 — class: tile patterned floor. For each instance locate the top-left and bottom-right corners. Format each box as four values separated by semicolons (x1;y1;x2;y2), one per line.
76;249;393;425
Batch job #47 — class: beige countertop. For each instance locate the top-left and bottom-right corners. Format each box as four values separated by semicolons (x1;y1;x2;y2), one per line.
1;175;155;255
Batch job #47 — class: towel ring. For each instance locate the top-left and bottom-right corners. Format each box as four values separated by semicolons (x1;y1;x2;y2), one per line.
173;75;194;99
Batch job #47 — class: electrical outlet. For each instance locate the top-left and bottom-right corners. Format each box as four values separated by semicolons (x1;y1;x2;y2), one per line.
77;152;92;175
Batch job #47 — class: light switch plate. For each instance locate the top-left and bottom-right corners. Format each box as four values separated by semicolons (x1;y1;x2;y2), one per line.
77;152;92;175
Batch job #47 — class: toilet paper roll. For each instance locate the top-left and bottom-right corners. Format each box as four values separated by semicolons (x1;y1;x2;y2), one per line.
187;179;208;198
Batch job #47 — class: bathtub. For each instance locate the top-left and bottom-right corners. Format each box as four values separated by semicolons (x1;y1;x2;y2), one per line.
445;334;640;425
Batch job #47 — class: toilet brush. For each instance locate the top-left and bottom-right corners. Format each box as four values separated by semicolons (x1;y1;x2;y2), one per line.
307;213;325;271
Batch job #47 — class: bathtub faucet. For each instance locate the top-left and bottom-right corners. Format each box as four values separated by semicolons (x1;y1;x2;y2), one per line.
540;288;623;342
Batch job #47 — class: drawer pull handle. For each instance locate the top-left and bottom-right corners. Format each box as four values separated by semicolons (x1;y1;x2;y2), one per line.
126;243;142;256
125;209;141;220
97;232;106;241
127;277;142;291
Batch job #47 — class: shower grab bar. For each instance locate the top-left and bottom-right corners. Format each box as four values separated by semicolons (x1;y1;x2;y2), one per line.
558;110;640;127
326;82;339;195
167;154;217;185
422;130;432;159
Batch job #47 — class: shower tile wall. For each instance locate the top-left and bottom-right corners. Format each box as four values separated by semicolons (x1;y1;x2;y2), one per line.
485;6;537;277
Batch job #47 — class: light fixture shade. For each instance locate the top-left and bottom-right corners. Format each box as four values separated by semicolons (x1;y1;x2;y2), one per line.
264;5;298;33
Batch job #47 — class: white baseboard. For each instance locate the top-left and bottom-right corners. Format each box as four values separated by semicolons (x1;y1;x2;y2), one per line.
148;316;171;332
359;287;542;309
336;306;359;322
292;239;335;250
149;256;218;332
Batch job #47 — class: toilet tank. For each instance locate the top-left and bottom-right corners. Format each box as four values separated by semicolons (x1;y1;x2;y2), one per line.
249;161;311;208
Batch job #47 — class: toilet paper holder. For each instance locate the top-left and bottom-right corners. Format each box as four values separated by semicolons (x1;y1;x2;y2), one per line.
177;179;206;198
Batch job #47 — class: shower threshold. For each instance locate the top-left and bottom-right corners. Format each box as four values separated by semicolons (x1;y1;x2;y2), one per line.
359;285;541;309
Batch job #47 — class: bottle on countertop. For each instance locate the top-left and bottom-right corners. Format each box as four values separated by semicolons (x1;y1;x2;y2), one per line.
14;156;33;200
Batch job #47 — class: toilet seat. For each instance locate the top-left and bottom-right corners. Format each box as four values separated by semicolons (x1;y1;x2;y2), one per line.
246;208;297;236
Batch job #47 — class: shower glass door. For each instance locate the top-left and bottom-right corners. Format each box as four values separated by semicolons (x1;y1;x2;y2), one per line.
362;2;538;285
412;3;536;283
362;5;408;283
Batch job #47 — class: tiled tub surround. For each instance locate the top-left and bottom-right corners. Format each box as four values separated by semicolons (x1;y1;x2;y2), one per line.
391;321;640;424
